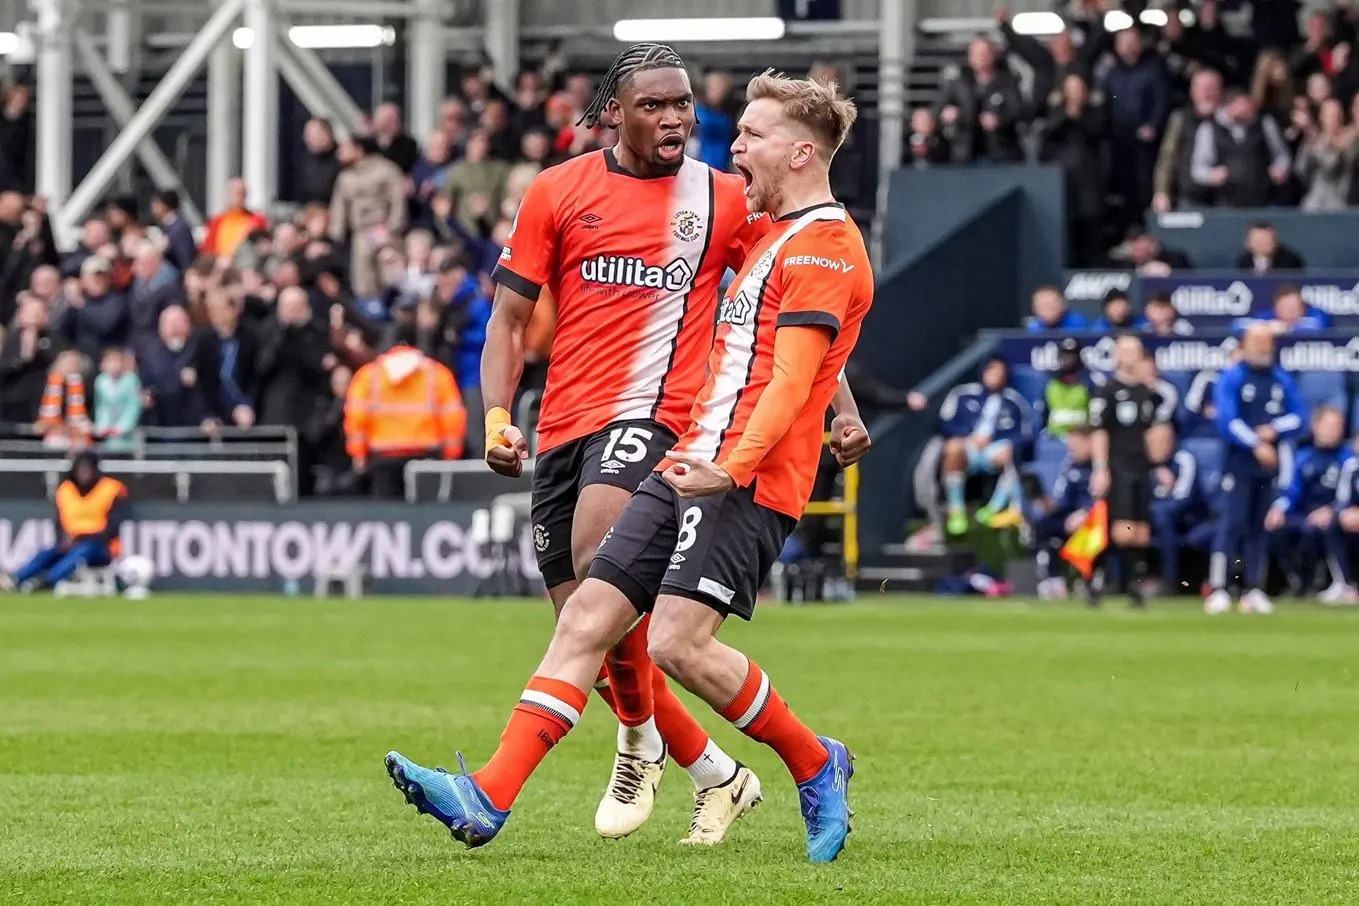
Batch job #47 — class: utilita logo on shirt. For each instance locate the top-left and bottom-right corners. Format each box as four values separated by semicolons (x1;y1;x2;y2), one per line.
580;255;694;292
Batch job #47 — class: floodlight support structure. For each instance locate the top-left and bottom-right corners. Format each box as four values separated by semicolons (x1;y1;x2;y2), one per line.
34;0;75;211
73;27;206;228
56;0;245;242
873;0;915;269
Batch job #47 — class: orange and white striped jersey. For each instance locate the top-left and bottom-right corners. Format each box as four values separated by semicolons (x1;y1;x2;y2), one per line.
672;203;874;519
491;149;769;453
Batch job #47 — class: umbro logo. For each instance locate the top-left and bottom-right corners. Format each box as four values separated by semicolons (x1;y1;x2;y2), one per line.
601;459;624;473
579;212;603;230
669;553;686;566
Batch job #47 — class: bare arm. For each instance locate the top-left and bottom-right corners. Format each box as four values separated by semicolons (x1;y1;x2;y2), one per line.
479;282;538;476
480;283;537;417
829;369;871;467
830;370;859;419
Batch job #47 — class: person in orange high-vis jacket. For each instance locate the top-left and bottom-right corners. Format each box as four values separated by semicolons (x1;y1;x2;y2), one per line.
1;451;128;592
345;322;466;498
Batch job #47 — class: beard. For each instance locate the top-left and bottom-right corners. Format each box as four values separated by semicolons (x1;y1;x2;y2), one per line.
747;178;782;216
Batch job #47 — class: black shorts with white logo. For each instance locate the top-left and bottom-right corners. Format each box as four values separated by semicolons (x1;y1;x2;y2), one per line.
1107;468;1151;525
530;418;678;588
588;472;796;621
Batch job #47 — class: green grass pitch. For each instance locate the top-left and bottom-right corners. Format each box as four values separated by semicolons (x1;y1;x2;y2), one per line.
3;594;1359;905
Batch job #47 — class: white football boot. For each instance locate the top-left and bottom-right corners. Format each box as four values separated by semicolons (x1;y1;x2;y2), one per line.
595;748;666;838
1318;583;1359;606
679;764;763;846
1239;588;1275;615
1204;589;1233;615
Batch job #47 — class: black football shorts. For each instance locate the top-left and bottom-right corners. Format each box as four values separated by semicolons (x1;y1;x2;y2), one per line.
530;418;678;588
588;473;795;620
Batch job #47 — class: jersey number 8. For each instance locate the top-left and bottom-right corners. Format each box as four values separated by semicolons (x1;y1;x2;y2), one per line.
602;426;654;464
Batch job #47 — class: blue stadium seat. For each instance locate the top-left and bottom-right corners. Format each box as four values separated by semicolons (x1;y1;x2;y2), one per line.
1034;433;1067;466
1009;366;1046;407
1294;371;1348;415
1182;437;1224;506
1024;458;1064;497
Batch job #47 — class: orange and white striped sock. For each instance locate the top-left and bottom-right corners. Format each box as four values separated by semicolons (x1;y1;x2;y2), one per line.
718;658;828;784
472;676;588;811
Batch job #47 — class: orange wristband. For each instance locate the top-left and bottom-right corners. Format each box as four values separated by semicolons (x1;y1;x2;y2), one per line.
485;407;512;449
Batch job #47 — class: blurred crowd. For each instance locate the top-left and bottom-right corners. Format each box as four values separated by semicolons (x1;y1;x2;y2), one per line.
0;64;749;496
912;0;1359;264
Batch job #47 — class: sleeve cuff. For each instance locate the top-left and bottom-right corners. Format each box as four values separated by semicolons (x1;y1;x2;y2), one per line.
776;310;841;339
491;264;543;302
716;457;755;488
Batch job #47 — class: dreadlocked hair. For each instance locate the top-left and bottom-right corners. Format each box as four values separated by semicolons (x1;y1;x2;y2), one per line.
578;43;687;128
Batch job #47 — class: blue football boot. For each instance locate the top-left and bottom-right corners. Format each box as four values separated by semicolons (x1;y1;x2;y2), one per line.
797;736;855;863
384;751;509;848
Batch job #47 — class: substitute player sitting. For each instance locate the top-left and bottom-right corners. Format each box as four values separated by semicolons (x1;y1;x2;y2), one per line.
466;43;871;844
386;71;871;864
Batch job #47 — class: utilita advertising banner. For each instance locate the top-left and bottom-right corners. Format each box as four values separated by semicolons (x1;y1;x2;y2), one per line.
1062;270;1359;327
0;502;543;595
996;332;1359;375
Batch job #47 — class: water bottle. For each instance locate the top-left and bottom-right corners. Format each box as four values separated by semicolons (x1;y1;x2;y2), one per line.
283;578;300;597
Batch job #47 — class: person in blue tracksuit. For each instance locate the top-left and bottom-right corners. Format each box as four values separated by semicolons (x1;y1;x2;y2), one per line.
1147;425;1213;589
1265;406;1355;600
1334;451;1359;604
937;357;1034;533
1180;367;1220;438
1026;425;1094;598
1206;325;1307;614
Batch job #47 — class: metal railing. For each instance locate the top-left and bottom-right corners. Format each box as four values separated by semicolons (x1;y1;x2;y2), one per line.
0;458;293;503
403;458;536;504
0;425;300;492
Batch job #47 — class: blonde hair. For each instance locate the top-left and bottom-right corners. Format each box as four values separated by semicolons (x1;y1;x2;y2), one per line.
746;70;858;157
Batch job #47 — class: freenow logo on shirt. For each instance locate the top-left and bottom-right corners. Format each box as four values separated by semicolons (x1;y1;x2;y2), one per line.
783;255;855;273
580;255;693;292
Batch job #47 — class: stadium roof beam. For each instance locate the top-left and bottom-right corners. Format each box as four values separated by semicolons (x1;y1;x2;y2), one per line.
34;0;75;213
206;2;239;218
484;0;518;96
272;30;365;137
272;34;354;141
72;26;206;228
56;0;245;242
873;0;915;268
407;0;444;141
241;0;277;213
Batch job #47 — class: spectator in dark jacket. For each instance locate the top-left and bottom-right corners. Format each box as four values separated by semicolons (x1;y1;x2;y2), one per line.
997;8;1109;118
1154;68;1224;211
63;256;129;361
1191;89;1292;207
204;288;260;428
1102;29;1171;219
300;118;342;205
1236;222;1307;272
934;37;1025;163
139;305;220;429
906;108;951;167
0;295;63;425
372;103;421;173
150;190;197;273
1173;0;1250;87
127;242;187;356
1041;74;1108;266
0;83;35;193
255;286;332;429
60;218;112;278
